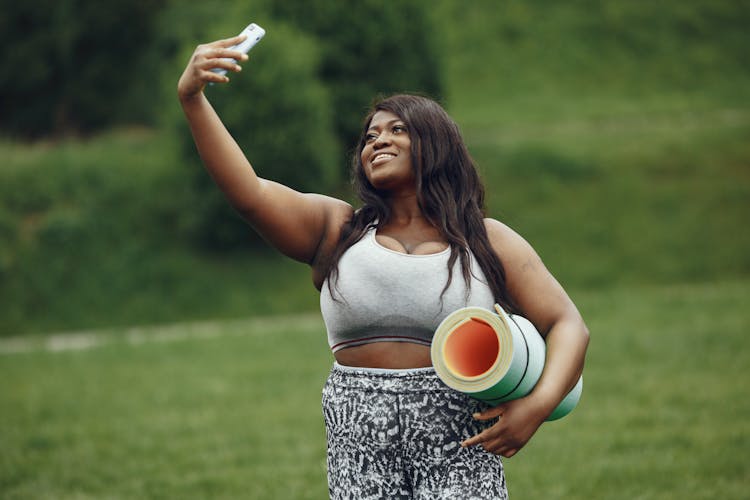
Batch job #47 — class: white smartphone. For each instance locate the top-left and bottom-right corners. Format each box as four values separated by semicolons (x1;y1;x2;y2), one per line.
211;23;266;76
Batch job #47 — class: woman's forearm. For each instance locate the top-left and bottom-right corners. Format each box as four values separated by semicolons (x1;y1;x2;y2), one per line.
180;93;263;212
530;316;590;417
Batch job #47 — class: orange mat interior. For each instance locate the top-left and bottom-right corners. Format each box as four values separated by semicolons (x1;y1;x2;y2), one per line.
444;318;500;377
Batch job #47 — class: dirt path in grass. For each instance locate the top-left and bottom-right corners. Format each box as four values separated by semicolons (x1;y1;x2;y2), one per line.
0;313;324;354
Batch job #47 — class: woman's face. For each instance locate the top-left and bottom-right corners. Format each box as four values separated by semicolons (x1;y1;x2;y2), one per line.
360;110;415;193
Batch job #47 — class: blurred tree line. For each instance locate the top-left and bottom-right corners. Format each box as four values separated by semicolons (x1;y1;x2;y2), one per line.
0;0;444;248
0;0;166;137
0;0;443;139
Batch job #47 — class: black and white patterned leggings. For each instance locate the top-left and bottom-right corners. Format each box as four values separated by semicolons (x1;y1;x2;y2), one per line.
322;363;508;499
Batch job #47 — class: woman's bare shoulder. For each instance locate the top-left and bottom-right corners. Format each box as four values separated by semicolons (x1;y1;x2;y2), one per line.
482;217;543;269
483;217;525;248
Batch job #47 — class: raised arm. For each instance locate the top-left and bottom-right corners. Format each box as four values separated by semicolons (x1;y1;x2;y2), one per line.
177;35;351;267
462;218;590;457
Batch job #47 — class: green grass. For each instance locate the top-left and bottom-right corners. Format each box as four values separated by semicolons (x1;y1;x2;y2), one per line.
0;314;332;499
434;0;750;289
468;104;750;287
1;280;748;499
505;279;749;499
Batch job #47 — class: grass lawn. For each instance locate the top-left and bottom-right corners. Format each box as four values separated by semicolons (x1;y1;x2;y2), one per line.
1;279;747;499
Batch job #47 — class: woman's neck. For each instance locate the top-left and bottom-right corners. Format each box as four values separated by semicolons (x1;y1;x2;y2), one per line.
384;193;425;225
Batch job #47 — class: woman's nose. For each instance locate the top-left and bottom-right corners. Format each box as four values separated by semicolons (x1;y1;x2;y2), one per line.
373;133;391;148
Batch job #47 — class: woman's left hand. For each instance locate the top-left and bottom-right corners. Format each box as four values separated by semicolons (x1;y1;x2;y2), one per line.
460;396;549;458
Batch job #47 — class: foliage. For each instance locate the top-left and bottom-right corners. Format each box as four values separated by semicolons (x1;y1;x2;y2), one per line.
0;131;319;335
159;0;445;248
0;131;186;333
169;20;340;250
0;0;166;138
0;0;446;246
269;0;445;165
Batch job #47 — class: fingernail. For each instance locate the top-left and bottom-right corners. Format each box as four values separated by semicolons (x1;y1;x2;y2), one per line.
472;412;481;419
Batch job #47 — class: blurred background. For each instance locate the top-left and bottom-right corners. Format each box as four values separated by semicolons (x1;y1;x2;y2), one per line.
0;0;748;334
1;0;748;498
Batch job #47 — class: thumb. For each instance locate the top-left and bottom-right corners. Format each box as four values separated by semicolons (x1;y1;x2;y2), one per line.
473;404;506;421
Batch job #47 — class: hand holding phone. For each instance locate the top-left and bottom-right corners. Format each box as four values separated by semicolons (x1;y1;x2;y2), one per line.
211;23;266;76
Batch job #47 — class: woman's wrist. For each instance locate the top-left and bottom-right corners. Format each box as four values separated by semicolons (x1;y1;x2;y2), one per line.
178;90;211;117
178;88;203;105
525;386;562;421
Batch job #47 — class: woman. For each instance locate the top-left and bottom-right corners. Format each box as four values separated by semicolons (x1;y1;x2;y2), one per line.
178;34;589;499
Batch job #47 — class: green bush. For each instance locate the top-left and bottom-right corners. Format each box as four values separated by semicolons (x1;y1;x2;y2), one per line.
0;130;197;335
166;17;339;250
167;0;447;249
0;209;17;277
206;23;339;192
270;0;445;163
0;0;166;138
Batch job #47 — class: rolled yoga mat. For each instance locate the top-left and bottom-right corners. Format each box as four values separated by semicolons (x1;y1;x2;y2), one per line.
431;304;582;421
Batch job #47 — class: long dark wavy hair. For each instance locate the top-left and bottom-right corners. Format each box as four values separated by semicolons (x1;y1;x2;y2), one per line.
325;94;517;313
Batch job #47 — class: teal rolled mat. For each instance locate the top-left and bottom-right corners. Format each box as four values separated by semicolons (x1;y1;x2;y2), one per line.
431;305;582;421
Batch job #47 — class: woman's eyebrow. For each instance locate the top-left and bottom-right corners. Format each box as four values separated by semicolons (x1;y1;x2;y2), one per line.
367;119;403;131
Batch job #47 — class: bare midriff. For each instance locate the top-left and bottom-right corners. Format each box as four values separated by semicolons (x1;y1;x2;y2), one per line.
334;341;433;369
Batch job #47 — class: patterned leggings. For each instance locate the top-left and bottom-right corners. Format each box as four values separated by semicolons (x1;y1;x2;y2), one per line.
322;363;507;499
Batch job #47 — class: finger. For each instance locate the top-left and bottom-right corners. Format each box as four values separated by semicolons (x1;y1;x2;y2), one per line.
461;427;495;448
200;70;231;84
481;436;506;454
460;435;481;448
208;48;250;62
473;405;505;420
215;33;248;47
468;438;510;457
195;51;243;73
201;58;243;74
489;437;521;457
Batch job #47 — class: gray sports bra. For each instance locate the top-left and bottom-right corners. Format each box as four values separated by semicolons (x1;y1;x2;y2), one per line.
320;226;496;352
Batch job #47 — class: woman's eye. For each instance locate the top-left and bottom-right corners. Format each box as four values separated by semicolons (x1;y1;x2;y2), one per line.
365;133;378;143
393;125;406;133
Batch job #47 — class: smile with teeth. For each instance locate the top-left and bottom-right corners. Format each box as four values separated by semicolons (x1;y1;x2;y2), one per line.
372;153;396;165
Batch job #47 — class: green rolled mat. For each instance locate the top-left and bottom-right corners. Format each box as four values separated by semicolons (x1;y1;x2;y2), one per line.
431;304;582;421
